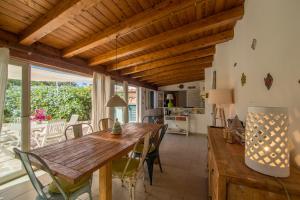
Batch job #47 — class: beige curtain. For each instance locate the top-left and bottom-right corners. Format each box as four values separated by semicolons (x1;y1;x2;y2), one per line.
0;48;9;132
91;73;111;131
123;81;129;123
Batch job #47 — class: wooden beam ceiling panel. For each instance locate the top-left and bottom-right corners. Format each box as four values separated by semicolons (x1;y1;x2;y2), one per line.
131;61;211;79
19;0;103;45
156;77;205;86
88;6;243;66
153;75;205;86
139;67;206;82
63;0;199;58
0;30;156;90
121;49;214;75
153;73;204;83
147;70;205;83
108;30;233;71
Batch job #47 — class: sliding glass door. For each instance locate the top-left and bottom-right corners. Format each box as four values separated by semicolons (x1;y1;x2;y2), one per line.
0;61;29;184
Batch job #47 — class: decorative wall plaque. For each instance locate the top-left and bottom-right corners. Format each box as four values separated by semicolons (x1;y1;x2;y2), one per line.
241;73;246;86
264;73;273;90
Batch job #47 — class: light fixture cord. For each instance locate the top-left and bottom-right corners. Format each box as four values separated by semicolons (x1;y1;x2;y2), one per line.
115;35;118;70
275;177;291;200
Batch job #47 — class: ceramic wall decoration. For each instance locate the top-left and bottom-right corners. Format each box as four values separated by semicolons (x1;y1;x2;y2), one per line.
241;73;246;86
264;73;273;90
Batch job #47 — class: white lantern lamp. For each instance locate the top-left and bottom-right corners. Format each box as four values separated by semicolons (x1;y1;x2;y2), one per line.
245;107;289;177
106;95;127;134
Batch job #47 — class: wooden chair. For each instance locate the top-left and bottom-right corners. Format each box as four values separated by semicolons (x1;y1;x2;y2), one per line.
13;148;92;200
112;132;151;200
134;124;168;185
64;123;93;140
98;118;113;131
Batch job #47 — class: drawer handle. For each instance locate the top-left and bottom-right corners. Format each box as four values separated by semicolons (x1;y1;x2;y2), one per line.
211;169;214;174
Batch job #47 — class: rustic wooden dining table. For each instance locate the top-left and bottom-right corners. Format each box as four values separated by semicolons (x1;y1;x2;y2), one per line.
31;123;162;200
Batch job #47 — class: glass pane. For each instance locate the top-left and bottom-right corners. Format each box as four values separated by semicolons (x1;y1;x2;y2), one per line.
114;82;124;123
128;86;137;122
0;64;23;184
30;66;92;149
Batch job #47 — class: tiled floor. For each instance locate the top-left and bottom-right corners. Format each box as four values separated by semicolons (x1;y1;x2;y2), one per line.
0;133;208;200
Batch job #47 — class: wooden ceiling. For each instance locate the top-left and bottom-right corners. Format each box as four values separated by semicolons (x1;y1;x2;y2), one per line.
0;0;244;89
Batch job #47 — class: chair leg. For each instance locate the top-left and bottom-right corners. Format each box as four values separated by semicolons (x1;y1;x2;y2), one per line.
128;183;135;200
157;155;163;173
88;190;93;200
146;159;154;185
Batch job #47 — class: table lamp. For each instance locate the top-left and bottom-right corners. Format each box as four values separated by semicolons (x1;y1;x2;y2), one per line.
166;94;174;108
245;107;289;177
106;95;127;134
208;89;233;127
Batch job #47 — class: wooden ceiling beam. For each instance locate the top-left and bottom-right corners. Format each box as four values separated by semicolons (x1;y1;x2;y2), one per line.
63;0;200;58
121;50;214;76
131;61;211;79
140;67;205;82
19;0;102;45
0;30;156;90
89;6;243;66
108;30;233;71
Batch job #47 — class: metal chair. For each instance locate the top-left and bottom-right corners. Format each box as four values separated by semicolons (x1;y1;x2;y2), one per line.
142;115;163;124
112;132;151;200
13;148;92;200
134;124;168;185
98;118;114;131
64;123;93;140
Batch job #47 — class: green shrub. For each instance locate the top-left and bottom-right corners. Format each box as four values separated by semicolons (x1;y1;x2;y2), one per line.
4;81;92;123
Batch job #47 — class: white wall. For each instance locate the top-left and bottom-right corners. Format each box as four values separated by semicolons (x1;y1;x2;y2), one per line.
206;0;300;167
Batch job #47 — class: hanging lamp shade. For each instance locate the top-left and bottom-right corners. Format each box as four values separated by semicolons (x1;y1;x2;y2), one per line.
106;95;127;107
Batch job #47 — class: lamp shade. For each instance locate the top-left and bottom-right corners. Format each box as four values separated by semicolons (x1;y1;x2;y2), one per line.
245;107;289;177
166;94;174;100
208;89;233;105
106;95;127;107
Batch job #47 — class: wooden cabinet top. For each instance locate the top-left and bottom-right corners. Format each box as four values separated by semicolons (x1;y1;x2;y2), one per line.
208;127;300;195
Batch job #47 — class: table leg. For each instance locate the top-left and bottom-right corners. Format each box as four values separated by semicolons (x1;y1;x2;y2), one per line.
99;161;112;200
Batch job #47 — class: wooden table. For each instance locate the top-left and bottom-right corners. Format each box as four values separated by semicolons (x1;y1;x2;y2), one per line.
31;123;162;200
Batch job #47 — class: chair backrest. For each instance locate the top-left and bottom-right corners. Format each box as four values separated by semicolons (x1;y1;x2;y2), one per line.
121;132;151;179
153;124;168;151
13;148;68;200
68;114;79;125
41;120;66;147
98;118;114;131
142;115;163;124
64;123;94;140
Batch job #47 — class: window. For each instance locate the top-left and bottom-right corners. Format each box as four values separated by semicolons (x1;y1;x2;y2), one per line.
114;82;124;123
128;86;137;122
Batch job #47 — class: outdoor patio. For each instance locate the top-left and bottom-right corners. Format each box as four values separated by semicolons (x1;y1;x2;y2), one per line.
0;65;93;184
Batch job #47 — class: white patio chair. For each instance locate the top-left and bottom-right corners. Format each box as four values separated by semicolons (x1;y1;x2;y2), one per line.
68;114;79;126
36;120;66;147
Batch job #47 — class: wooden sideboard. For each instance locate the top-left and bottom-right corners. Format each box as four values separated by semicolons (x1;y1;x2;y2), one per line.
208;127;300;200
